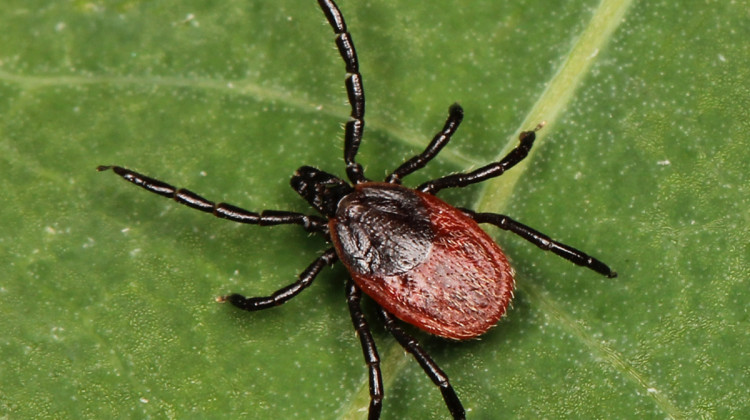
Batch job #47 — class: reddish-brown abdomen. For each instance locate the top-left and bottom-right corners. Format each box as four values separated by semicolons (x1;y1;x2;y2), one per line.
330;183;515;340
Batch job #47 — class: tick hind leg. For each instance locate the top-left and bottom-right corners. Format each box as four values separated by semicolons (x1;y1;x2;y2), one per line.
465;209;617;278
219;248;338;310
346;280;383;420
386;104;464;184
97;165;328;234
418;124;543;195
379;309;466;420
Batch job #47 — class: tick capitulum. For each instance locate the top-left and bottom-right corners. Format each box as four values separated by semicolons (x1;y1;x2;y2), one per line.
98;0;617;418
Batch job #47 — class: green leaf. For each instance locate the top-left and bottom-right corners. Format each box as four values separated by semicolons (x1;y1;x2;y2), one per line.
1;0;747;419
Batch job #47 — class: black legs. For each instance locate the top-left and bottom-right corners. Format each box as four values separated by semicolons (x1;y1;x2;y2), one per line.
317;0;368;184
465;209;617;278
219;248;338;310
418;126;542;195
225;272;463;420
386;104;465;184
346;280;384;420
398;116;616;278
379;309;466;420
346;279;465;420
318;0;543;196
97;165;328;233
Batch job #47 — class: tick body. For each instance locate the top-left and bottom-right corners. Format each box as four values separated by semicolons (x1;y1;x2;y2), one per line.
330;182;514;340
98;0;616;418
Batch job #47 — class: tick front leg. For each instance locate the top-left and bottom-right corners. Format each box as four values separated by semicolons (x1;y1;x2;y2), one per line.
346;280;383;420
466;210;617;278
97;165;328;234
218;248;338;311
317;0;368;184
379;309;466;420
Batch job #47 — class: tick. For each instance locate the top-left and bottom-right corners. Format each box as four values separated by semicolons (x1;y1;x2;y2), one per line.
98;0;617;418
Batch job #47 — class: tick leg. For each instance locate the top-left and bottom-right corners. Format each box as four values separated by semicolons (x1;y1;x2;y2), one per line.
418;125;542;195
346;280;383;420
379;309;466;420
317;0;368;184
385;104;464;184
466;209;617;278
97;165;328;234
218;248;338;310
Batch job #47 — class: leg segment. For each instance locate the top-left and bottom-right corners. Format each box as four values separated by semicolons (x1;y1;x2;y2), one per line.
346;280;383;420
418;125;542;195
466;209;617;278
385;104;464;184
218;248;338;310
317;0;368;184
379;308;466;420
97;165;328;234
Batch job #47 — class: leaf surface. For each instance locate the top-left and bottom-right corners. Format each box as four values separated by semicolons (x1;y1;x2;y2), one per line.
1;0;747;418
